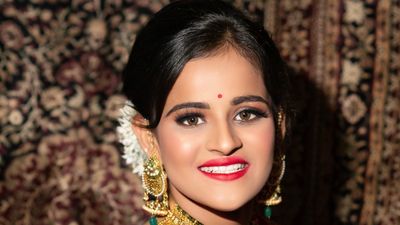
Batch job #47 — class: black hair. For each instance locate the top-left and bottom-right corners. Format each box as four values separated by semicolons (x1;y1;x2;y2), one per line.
122;0;292;139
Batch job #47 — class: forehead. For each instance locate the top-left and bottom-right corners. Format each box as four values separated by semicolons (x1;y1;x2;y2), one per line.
164;47;267;105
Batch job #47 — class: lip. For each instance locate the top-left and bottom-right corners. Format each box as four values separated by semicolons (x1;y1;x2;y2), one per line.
198;156;249;181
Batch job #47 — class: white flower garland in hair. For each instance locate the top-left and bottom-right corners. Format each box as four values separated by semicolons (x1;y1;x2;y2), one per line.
117;100;148;176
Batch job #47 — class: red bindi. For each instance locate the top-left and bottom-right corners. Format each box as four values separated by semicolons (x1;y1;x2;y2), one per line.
217;94;223;98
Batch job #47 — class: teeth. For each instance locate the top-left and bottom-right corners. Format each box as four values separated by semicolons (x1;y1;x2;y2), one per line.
199;164;247;174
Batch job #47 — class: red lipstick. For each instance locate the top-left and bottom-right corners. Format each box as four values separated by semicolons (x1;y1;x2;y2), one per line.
198;156;249;181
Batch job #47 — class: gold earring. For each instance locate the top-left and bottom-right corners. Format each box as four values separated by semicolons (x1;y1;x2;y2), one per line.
142;156;169;216
142;136;169;217
277;108;284;138
262;155;285;219
277;110;283;126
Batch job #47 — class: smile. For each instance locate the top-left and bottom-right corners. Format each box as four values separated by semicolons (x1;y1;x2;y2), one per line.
199;164;247;174
198;157;250;181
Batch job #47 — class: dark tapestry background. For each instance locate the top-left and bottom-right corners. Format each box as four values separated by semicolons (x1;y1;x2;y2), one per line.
0;0;399;225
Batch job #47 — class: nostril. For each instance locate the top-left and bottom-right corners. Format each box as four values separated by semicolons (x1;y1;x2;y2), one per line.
207;125;242;155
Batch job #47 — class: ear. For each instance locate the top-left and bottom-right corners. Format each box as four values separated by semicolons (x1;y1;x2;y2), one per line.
131;114;160;158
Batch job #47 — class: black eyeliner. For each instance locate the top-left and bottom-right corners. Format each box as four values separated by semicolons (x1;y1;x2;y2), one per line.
240;108;269;118
174;111;204;124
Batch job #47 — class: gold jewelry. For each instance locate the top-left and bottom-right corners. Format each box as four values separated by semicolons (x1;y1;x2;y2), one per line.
264;108;285;207
265;185;282;206
262;155;285;218
142;155;169;216
159;204;202;225
277;109;283;128
277;108;284;139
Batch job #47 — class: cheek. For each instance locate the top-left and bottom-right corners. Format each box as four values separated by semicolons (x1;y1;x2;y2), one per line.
240;121;275;150
239;122;275;175
156;124;204;170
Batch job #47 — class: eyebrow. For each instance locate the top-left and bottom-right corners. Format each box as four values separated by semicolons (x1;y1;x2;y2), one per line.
231;95;269;106
166;102;210;117
165;95;269;117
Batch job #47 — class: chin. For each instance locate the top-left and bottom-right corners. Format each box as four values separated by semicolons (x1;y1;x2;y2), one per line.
211;203;246;212
202;193;253;212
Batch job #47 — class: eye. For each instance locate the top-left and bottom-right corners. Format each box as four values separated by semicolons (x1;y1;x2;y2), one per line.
182;116;204;126
236;111;255;121
175;113;205;126
234;109;268;122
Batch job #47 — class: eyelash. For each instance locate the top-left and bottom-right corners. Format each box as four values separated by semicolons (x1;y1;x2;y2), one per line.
174;108;268;127
235;108;269;122
174;111;205;126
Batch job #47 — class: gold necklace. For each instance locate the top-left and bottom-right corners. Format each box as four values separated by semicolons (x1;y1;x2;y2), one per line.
158;204;202;225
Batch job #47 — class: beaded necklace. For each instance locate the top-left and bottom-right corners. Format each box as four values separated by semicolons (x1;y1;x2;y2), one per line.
149;204;202;225
148;203;272;225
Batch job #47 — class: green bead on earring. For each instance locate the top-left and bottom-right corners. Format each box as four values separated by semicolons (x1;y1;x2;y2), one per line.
149;216;158;225
264;206;272;219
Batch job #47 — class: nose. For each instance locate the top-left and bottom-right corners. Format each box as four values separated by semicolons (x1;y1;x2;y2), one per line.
206;121;242;155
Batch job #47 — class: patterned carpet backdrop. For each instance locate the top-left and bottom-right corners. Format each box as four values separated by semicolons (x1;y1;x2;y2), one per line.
0;0;399;225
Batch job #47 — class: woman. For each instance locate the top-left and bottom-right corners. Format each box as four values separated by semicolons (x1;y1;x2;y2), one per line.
117;0;292;224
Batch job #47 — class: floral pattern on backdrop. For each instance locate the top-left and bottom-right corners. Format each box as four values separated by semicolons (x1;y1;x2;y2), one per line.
0;0;168;224
265;0;400;225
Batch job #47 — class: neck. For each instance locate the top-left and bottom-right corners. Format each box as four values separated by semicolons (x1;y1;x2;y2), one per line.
168;187;255;225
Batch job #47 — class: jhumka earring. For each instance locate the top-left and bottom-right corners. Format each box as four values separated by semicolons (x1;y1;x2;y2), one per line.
142;138;169;224
263;155;285;219
262;109;286;219
117;102;169;224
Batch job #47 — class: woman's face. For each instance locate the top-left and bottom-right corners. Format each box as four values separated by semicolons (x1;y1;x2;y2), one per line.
154;47;275;214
